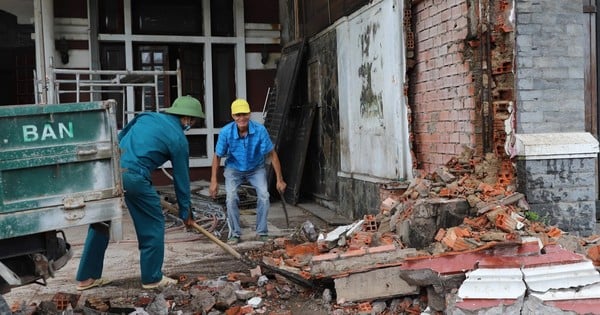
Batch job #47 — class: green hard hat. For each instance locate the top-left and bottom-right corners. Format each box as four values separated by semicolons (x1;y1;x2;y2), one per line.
165;95;205;118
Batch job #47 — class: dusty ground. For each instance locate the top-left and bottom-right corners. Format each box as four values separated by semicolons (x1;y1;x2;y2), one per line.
3;200;335;314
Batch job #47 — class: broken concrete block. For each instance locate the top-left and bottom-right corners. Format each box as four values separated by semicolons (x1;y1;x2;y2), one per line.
145;294;169;315
249;266;262;278
334;266;419;303
400;198;470;249
235;289;256;301
247;296;263;308
521;296;580;315
316;220;364;252
435;166;456;183
466;194;482;207
378;214;391;234
257;275;269;287
215;284;237;308
310;247;417;278
189;290;215;313
371;301;387;314
380;197;400;213
426;286;446;312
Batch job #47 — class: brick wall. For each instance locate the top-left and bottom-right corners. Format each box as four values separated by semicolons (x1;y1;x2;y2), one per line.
515;0;585;133
411;0;481;173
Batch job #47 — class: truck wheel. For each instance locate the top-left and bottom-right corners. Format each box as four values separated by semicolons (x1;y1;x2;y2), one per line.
0;295;9;314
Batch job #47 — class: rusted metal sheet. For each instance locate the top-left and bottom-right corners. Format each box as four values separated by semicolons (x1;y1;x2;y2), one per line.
337;0;412;182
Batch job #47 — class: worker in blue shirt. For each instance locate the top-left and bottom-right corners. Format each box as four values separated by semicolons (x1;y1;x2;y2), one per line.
209;98;286;245
75;95;204;290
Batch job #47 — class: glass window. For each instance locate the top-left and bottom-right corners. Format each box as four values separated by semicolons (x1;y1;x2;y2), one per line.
211;0;234;36
212;45;236;128
99;43;126;128
188;135;208;158
98;0;124;34
132;0;203;35
134;45;170;112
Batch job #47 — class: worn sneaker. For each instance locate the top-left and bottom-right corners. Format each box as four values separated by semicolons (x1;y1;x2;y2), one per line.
227;236;240;245
256;235;270;242
142;276;177;289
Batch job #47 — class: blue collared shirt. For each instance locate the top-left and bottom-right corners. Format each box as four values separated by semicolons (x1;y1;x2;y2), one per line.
215;120;274;171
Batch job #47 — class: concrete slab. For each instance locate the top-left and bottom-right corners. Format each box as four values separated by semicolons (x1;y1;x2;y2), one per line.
333;266;419;303
297;202;353;226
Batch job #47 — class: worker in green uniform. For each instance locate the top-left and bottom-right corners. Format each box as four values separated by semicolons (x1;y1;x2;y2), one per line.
75;95;204;290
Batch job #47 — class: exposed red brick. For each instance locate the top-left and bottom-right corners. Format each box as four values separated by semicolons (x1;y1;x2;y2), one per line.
547;226;563;238
434;228;446;242
285;242;319;257
357;301;372;312
456;299;517;311
586;245;600;266
495;213;518;232
225;306;241;315
340;248;367;258
546;299;600;315
379;232;396;245
240;304;254;314
367;244;397;254
463;215;489;229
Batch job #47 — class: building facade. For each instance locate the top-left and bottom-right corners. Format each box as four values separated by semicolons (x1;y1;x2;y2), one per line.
1;0;598;234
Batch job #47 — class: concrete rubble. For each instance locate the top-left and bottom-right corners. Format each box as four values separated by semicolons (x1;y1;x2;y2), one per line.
8;149;600;314
252;149;600;314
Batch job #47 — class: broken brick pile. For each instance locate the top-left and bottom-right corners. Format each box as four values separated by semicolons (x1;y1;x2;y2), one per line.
254;149;600;314
11;149;600;314
8;267;324;315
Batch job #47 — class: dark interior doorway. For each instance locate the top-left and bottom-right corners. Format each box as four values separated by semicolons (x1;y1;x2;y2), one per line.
0;10;35;106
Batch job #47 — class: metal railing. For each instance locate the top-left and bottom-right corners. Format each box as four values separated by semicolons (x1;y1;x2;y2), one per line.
48;61;182;127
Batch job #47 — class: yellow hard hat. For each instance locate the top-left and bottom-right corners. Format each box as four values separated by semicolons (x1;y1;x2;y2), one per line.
231;99;251;115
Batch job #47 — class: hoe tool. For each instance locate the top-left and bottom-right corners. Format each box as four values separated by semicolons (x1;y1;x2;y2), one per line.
161;198;312;286
188;220;313;287
278;189;290;228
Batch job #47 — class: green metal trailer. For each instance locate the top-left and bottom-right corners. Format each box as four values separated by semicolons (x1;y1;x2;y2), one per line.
0;100;123;300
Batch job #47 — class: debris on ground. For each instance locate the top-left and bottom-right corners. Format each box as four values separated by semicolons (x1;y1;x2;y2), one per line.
9;150;600;314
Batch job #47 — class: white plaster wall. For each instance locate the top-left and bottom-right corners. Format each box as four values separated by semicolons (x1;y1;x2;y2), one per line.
337;0;411;182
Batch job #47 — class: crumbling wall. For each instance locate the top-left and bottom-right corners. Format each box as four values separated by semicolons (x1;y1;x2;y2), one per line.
409;0;482;173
